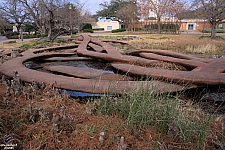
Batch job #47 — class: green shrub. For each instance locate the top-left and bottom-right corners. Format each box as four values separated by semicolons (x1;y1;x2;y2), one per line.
80;23;92;30
9;34;41;39
93;28;104;31
216;29;225;33
24;34;41;39
111;28;126;33
203;28;225;33
5;31;19;39
82;29;94;33
203;28;211;33
9;35;19;39
199;35;225;41
0;30;4;35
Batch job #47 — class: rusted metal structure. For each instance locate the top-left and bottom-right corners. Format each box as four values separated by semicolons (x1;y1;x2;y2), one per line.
2;34;224;95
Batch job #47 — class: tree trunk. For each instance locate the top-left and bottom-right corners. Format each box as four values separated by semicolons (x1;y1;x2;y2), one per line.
210;18;217;40
47;10;55;42
157;17;161;34
35;22;44;34
47;28;52;41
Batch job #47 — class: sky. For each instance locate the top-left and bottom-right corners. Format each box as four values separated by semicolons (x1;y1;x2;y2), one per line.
81;0;110;15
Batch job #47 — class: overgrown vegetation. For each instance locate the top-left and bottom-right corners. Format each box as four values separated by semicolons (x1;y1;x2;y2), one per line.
92;84;224;149
130;34;225;57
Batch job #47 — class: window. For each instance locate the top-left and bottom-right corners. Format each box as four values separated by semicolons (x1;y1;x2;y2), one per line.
188;24;194;30
121;24;125;28
107;26;112;31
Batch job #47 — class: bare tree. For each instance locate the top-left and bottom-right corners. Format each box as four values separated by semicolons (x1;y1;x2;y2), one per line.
138;0;186;33
0;13;11;34
0;0;28;32
192;0;225;39
19;0;66;41
167;1;186;21
0;0;96;41
19;0;95;41
116;0;139;31
57;3;96;32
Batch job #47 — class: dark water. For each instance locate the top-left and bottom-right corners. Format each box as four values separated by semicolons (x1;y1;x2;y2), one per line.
60;89;114;97
23;57;116;97
24;60;115;74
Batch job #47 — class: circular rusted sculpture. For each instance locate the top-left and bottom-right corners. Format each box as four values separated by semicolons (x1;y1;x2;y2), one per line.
5;34;225;95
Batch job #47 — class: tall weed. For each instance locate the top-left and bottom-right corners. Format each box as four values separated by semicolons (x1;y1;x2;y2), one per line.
96;82;214;149
185;44;217;54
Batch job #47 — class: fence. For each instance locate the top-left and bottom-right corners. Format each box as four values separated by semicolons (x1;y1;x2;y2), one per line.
127;20;181;34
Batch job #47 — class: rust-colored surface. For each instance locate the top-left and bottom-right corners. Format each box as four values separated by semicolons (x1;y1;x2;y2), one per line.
44;65;112;79
5;34;221;94
44;65;134;81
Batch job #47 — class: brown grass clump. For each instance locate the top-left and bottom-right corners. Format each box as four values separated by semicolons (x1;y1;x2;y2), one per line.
129;34;225;56
131;61;187;71
185;44;217;54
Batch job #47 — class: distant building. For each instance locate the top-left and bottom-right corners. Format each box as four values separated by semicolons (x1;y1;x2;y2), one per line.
179;19;225;32
93;21;123;31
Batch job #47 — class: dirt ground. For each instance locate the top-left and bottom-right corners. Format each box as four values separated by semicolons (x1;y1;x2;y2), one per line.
0;80;158;150
0;77;224;150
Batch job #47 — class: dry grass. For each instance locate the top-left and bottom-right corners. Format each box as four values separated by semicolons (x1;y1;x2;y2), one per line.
129;34;225;56
185;44;217;54
0;40;37;49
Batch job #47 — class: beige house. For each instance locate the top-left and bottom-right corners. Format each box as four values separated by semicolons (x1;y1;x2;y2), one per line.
93;21;120;31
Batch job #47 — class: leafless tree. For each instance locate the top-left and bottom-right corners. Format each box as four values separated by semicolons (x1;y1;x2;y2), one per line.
57;3;96;32
0;14;11;34
19;0;66;41
0;0;96;41
0;0;28;32
116;0;140;31
192;0;225;39
19;0;95;41
138;0;186;33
